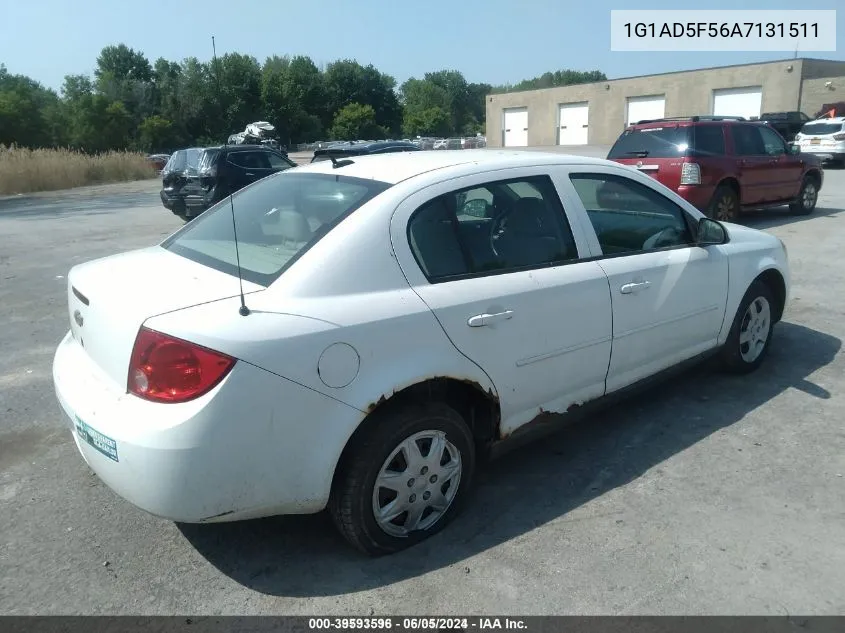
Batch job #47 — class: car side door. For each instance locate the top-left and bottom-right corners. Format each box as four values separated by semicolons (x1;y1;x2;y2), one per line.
390;168;613;438
730;124;775;205
561;168;729;393
267;150;296;174
758;125;803;200
225;150;275;193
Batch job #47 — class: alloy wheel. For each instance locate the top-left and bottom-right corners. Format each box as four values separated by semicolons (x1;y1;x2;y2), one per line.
802;182;817;211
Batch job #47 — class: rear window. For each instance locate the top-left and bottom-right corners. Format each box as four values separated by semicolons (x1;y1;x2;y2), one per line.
608;127;692;159
162;173;391;286
802;122;844;135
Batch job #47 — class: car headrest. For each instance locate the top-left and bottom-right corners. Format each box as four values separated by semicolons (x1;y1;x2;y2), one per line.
277;209;312;242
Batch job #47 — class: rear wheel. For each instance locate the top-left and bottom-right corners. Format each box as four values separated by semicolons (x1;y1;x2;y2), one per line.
789;176;818;215
707;185;740;222
329;402;475;556
719;279;776;374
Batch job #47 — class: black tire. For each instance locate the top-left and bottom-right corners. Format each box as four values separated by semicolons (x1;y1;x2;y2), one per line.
719;279;776;374
329;402;476;556
707;185;740;222
789;175;818;215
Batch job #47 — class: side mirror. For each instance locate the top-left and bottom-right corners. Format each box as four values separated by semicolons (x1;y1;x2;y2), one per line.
697;217;728;245
788;143;801;155
460;198;491;218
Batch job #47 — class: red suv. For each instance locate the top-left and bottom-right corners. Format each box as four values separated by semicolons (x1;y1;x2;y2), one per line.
607;116;824;221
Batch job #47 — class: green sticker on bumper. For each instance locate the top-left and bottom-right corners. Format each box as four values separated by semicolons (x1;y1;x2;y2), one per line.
75;416;119;462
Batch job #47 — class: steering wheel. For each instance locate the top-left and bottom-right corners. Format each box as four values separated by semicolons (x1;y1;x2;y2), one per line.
643;226;685;250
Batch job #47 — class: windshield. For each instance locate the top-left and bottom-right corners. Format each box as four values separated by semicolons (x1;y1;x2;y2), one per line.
607;127;692;158
802;122;843;135
162;172;391;286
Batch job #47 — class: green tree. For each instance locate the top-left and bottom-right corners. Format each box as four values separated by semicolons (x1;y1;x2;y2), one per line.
323;60;401;134
402;106;452;137
330;103;384;141
260;55;325;144
138;115;174;152
493;69;606;93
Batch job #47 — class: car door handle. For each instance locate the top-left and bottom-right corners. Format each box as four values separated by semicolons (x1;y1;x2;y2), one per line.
245;172;255;176
620;281;651;294
467;311;514;327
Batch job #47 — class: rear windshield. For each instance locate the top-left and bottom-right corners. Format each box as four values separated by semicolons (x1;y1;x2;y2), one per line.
801;122;843;135
162;172;391;286
608;127;692;158
198;148;220;171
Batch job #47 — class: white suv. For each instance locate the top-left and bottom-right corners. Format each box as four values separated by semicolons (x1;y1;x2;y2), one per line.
795;117;845;164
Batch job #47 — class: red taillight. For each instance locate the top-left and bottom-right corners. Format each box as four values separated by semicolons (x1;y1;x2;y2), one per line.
128;327;235;403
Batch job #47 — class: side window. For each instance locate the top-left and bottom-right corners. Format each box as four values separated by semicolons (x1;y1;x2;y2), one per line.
228;151;268;169
569;173;694;255
758;126;787;155
408;176;578;282
693;125;725;156
267;152;292;169
732;125;766;156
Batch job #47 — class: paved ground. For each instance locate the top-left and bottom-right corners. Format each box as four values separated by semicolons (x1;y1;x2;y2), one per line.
1;154;844;615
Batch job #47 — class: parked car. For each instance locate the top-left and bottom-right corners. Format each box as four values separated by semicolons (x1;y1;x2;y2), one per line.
757;111;811;142
607;116;823;222
146;154;170;174
54;150;790;555
794;117;845;165
432;139;449;150
310;140;421;162
160;144;295;221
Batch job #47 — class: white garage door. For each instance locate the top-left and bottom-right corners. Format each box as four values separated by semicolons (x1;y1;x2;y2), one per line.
626;95;666;126
712;87;763;120
503;107;528;147
558;102;589;145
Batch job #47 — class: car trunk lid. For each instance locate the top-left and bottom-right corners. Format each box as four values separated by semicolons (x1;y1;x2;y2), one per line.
67;246;263;390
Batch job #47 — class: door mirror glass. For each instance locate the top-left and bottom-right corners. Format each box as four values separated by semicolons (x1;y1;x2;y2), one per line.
459;198;491;218
697;217;728;245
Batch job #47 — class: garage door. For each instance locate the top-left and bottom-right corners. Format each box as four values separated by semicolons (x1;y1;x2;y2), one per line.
712;87;762;120
626;95;665;126
503;107;528;147
558;102;589;145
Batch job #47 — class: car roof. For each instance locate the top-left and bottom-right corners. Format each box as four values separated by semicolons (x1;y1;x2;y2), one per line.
806;117;845;124
294;149;616;185
313;141;419;155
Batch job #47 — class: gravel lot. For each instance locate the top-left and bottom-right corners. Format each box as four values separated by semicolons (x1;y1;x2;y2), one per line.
1;150;843;615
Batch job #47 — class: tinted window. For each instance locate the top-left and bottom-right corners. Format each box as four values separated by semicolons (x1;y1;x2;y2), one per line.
228;151;271;169
802;122;844;135
162;173;390;286
732;125;766;156
693;125;725;156
408;176;578;282
267;152;294;169
569;173;693;255
758;126;786;155
608;127;692;158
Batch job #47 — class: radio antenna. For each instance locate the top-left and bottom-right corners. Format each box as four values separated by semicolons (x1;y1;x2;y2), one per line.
212;34;249;316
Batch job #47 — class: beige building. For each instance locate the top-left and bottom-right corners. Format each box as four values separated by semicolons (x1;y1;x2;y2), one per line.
486;57;845;148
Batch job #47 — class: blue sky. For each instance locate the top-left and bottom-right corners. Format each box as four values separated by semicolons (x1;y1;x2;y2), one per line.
0;0;841;92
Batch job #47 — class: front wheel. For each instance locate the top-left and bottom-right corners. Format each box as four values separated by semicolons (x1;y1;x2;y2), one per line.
719;279;776;374
789;176;818;215
329;402;475;556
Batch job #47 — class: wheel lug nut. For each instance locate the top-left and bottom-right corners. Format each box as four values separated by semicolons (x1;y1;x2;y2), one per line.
409;494;416;503
407;478;415;487
430;475;437;483
421;466;428;475
423;491;431;500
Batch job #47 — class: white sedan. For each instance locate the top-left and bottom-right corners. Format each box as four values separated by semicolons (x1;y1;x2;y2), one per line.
53;150;790;555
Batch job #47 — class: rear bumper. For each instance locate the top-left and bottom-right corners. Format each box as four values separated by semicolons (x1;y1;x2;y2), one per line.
800;149;845;162
676;185;717;211
52;331;364;523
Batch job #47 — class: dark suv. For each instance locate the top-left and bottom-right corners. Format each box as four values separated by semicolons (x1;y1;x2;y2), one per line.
160;145;295;220
607;116;824;221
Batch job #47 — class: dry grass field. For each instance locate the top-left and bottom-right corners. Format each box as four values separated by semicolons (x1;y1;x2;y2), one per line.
0;145;157;195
